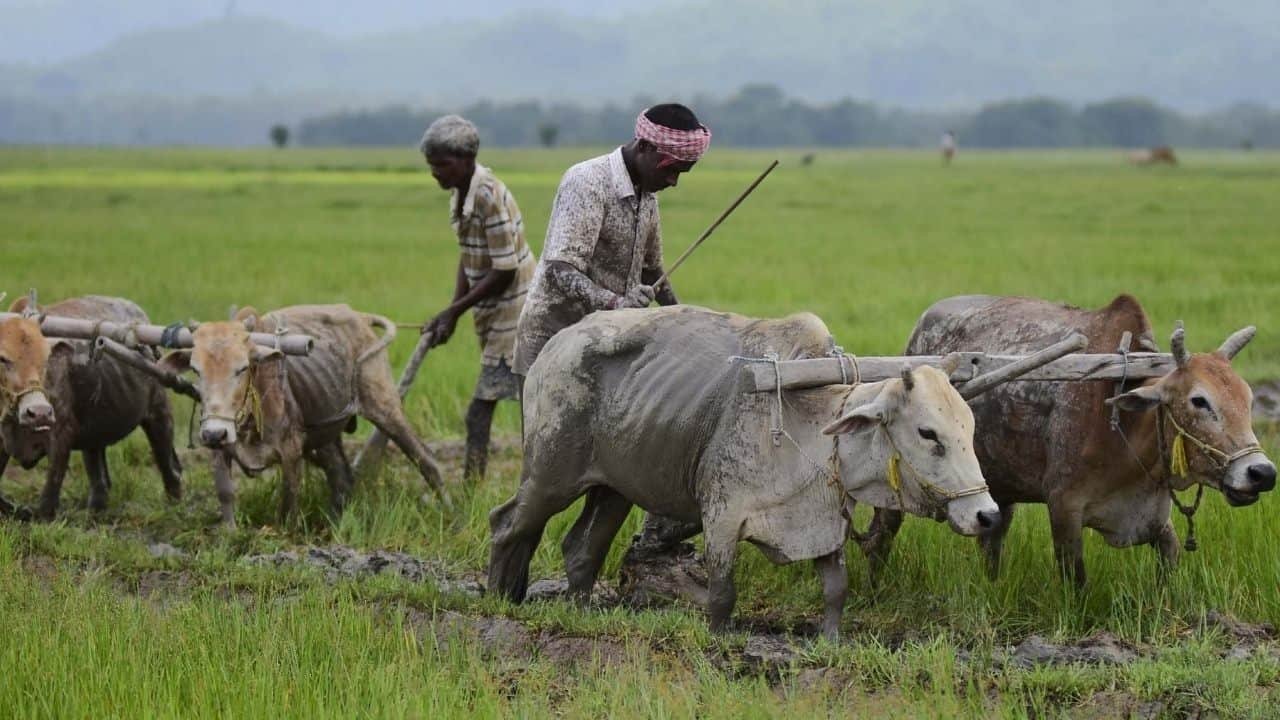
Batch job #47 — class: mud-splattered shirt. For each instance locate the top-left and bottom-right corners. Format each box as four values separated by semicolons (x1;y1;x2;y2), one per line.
514;148;663;374
450;164;536;367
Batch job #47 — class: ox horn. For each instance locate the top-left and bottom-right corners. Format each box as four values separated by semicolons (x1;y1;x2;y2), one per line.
1170;321;1189;368
1216;325;1256;360
900;364;915;392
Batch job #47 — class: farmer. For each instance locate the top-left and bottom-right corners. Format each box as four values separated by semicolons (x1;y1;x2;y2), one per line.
513;103;711;376
513;102;711;558
420;115;536;482
941;130;957;165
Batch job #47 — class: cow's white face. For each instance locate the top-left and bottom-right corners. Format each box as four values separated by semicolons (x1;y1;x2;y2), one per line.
158;321;282;448
824;366;1001;536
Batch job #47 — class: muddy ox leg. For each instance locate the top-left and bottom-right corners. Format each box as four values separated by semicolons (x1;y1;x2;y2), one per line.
35;447;72;520
702;519;740;633
860;508;904;589
488;472;582;603
83;448;111;512
0;450;18;517
1047;500;1086;588
308;441;353;517
211;449;238;528
1152;521;1180;582
356;363;451;509
561;486;633;604
141;395;183;501
978;502;1017;581
463;398;497;482
814;549;848;641
277;440;306;525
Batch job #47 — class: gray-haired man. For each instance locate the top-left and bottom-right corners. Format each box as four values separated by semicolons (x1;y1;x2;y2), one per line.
420;115;536;481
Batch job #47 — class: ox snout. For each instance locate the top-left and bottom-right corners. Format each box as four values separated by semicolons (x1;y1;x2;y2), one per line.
17;392;54;431
199;419;237;449
944;491;1001;537
1222;452;1276;506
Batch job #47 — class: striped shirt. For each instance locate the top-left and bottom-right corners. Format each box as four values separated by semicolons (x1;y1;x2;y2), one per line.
450;164;536;367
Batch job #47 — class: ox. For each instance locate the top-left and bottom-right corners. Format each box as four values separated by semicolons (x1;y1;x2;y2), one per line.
863;295;1274;587
158;305;449;527
489;306;1003;638
0;296;182;518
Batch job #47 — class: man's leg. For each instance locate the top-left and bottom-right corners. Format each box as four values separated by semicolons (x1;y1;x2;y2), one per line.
466;359;520;482
464;397;497;481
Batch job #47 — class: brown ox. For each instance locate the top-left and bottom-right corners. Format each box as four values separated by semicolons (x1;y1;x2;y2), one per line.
0;296;182;518
862;295;1274;586
1127;146;1178;166
158;305;449;527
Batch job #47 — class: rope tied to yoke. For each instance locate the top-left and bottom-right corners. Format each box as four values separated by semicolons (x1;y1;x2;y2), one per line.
1108;347;1262;552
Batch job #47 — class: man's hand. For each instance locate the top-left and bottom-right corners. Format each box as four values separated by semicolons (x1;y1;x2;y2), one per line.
423;308;460;346
616;284;656;309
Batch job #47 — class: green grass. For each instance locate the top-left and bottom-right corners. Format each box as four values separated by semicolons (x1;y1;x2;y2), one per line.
2;147;1280;718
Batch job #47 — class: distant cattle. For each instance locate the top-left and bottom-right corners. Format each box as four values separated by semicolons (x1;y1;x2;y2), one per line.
158;304;449;527
862;295;1274;587
0;295;182;519
1127;146;1178;165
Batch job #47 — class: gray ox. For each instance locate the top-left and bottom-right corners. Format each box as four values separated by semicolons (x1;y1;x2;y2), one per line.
488;306;1002;638
0;296;182;518
157;305;449;527
863;294;1275;587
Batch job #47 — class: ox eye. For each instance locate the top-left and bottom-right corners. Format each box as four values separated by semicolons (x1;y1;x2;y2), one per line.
234;366;248;377
1191;396;1211;411
0;355;10;367
918;428;938;442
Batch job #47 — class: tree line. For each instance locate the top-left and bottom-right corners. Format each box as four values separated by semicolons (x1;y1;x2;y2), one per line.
298;85;1280;149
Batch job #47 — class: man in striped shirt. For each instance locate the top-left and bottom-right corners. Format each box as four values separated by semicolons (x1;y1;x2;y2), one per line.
421;115;536;481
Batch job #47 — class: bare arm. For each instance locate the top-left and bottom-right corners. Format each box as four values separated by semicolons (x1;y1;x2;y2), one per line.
426;267;516;346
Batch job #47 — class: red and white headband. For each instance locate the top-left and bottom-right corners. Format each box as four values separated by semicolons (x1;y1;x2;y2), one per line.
635;111;712;165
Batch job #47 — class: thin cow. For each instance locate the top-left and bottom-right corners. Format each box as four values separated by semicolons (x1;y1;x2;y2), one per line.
489;306;1004;638
0;295;182;518
158;304;450;527
862;294;1275;587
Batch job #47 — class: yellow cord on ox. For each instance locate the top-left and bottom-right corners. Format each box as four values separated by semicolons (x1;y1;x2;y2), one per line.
1169;432;1189;478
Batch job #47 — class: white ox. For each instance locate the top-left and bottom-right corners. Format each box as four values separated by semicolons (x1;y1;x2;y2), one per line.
488;306;1002;638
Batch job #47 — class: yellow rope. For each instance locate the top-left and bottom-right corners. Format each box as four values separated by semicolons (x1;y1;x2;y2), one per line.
887;452;903;493
1169;432;1189;478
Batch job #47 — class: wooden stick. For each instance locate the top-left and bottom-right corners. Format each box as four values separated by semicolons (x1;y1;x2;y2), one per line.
741;349;1178;393
94;337;201;400
352;330;435;476
956;332;1088;399
653;159;779;289
0;313;314;356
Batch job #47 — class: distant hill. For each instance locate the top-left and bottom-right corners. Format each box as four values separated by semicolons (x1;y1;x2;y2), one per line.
1;0;1277;110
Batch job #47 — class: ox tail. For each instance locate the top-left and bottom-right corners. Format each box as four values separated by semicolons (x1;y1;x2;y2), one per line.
357;313;397;366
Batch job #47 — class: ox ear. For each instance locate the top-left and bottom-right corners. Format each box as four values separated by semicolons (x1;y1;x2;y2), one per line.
1107;384;1163;413
822;400;887;436
157;350;192;375
250;345;283;364
235;306;259;330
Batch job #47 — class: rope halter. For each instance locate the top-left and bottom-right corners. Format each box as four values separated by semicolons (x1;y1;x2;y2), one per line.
0;383;50;422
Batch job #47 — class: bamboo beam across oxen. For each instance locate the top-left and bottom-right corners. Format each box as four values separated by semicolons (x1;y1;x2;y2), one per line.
0;313;315;356
740;342;1177;393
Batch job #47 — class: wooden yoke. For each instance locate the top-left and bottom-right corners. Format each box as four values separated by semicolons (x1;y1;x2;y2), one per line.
740;332;1179;394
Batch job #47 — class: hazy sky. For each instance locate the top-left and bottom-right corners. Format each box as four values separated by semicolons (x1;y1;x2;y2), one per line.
0;0;645;63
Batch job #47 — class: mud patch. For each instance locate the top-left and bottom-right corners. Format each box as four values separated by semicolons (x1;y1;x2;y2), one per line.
617;541;709;609
243;545;483;596
525;577;621;606
1070;691;1165;720
406;607;627;669
1008;632;1141;668
1205;609;1278;660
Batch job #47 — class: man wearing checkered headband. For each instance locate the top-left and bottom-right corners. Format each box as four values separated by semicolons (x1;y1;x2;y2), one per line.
513;103;711;377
